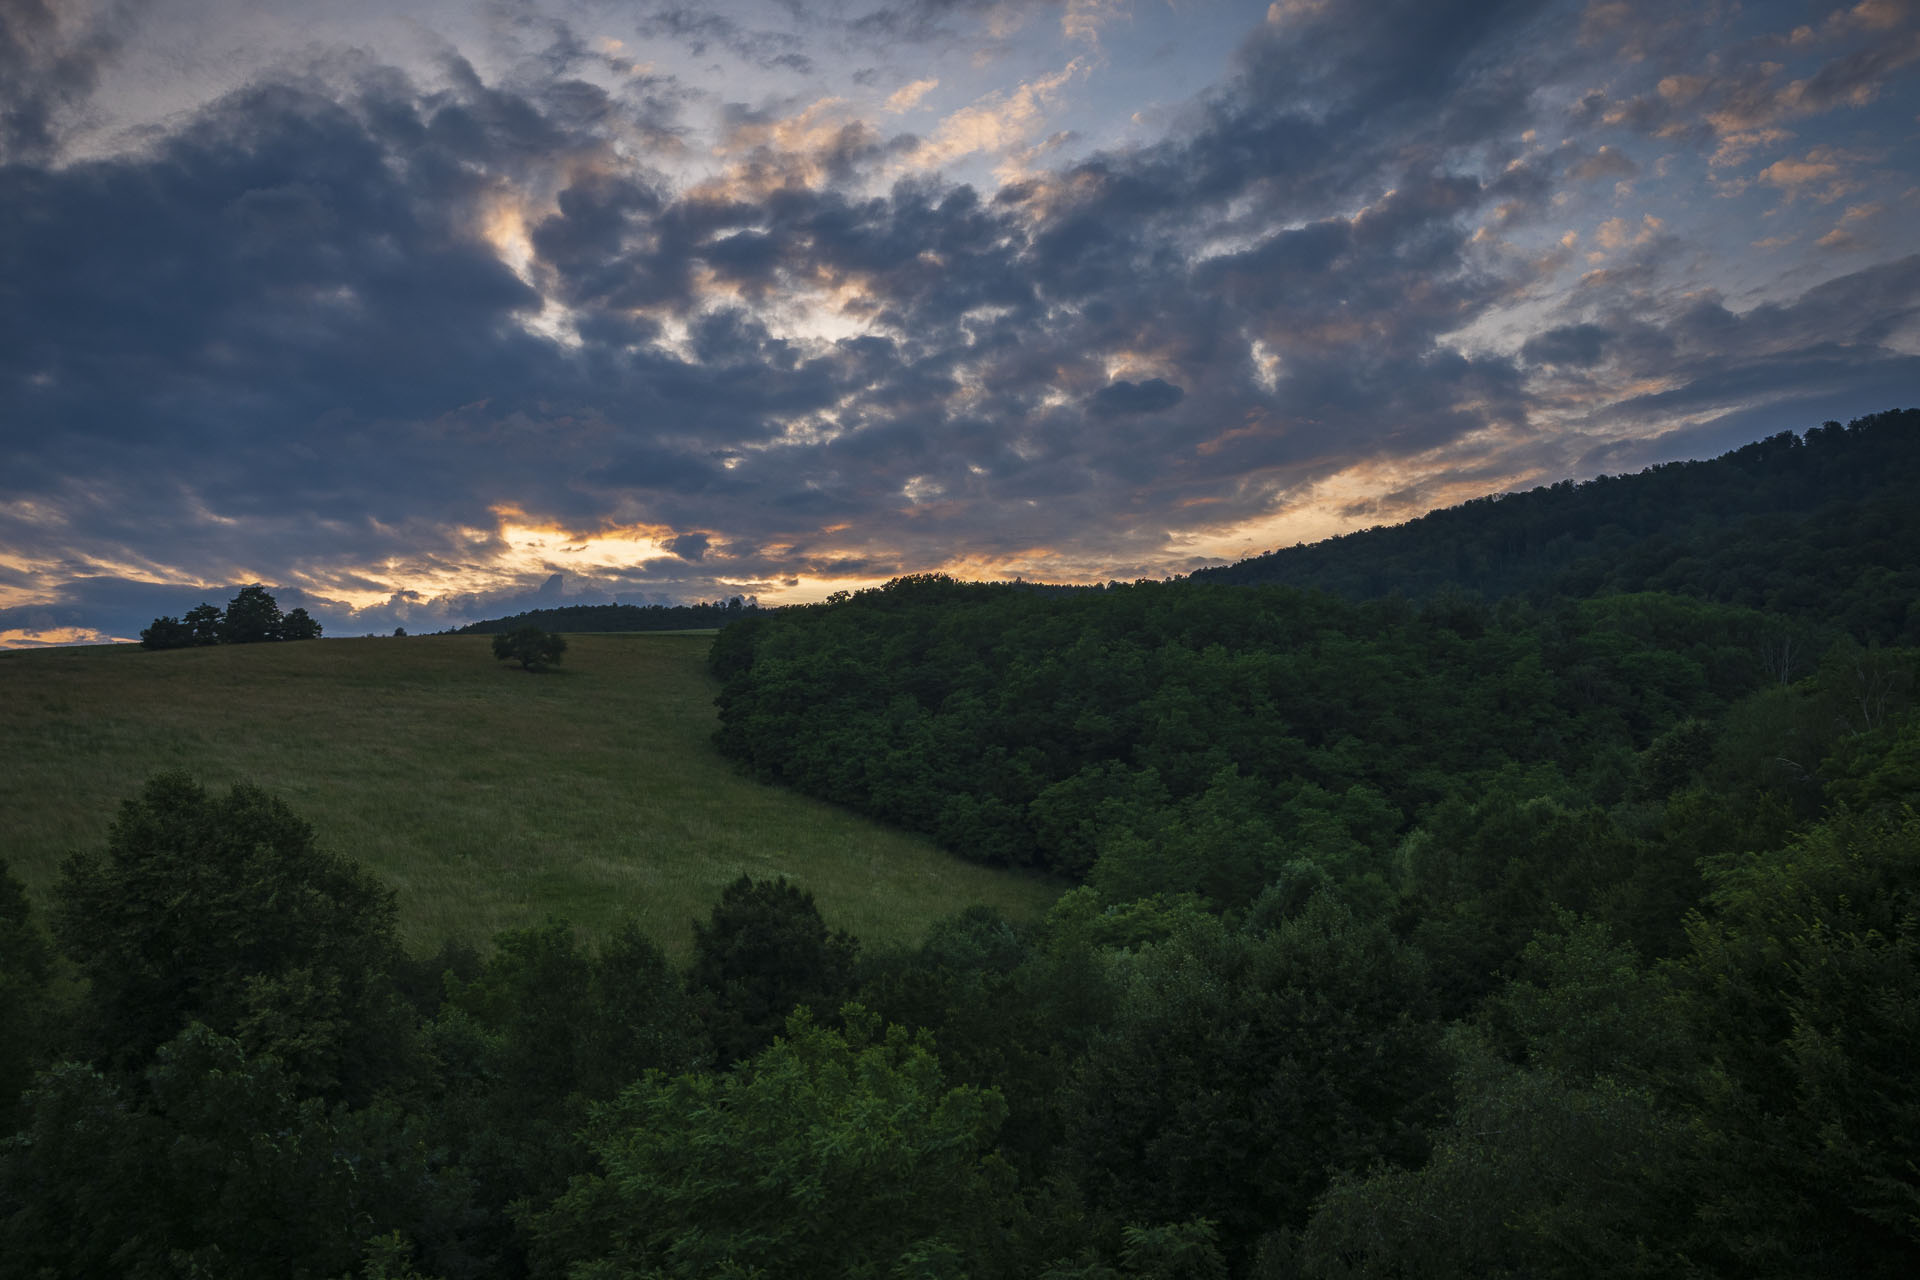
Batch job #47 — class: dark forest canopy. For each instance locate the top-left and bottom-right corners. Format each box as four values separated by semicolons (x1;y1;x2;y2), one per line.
710;575;1832;888
1191;408;1920;642
454;598;759;635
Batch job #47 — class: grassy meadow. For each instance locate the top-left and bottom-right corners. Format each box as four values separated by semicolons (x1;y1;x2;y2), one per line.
0;633;1063;960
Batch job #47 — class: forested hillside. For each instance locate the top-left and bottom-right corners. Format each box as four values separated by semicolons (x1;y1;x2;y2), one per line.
689;407;1920;1273
454;598;760;635
712;578;1814;899
1193;408;1920;642
3;412;1916;1277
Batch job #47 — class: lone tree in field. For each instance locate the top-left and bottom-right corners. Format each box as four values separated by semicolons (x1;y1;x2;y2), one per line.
493;625;567;672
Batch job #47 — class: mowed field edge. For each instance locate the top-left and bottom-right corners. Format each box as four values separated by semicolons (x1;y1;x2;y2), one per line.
0;634;1064;960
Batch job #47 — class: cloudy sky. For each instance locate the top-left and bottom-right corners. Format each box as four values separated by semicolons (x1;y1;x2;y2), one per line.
2;0;1916;644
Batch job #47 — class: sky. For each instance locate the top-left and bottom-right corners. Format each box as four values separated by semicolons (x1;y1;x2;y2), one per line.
2;0;1916;645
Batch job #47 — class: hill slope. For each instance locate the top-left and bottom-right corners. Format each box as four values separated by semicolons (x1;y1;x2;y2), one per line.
1191;408;1920;642
0;634;1059;957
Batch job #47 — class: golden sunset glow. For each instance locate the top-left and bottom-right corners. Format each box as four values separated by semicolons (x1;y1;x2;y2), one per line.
0;626;125;647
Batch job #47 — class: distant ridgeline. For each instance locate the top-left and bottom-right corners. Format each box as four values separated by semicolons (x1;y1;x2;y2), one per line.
1192;407;1920;643
455;598;760;635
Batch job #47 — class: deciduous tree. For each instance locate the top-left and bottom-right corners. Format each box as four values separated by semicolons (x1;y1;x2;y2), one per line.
0;1026;457;1280
283;606;323;639
492;625;566;672
0;859;54;1130
524;1007;1011;1279
1063;897;1443;1256
52;773;411;1100
687;874;858;1064
220;583;285;643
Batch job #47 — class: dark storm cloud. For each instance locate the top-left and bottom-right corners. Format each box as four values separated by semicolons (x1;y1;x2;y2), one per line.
665;531;711;560
1;76;549;494
1184;0;1555;202
1089;378;1184;417
1550;253;1920;413
588;441;736;492
0;63;744;594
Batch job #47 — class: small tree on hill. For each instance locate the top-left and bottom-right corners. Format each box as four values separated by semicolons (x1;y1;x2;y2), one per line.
282;607;323;640
493;626;566;672
139;616;194;650
221;584;284;644
184;603;223;645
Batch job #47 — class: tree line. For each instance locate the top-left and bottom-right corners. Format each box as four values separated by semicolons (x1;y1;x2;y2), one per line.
1191;408;1920;644
141;584;322;648
455;598;760;636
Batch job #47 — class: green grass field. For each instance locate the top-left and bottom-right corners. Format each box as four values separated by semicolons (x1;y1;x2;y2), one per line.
0;634;1063;960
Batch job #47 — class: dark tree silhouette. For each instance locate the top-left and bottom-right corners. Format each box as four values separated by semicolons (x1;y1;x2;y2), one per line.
282;607;323;640
141;587;318;648
492;625;567;672
220;584;284;644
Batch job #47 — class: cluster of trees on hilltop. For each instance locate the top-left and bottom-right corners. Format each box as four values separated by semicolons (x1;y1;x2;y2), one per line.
456;597;759;636
1192;408;1920;643
140;584;321;648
